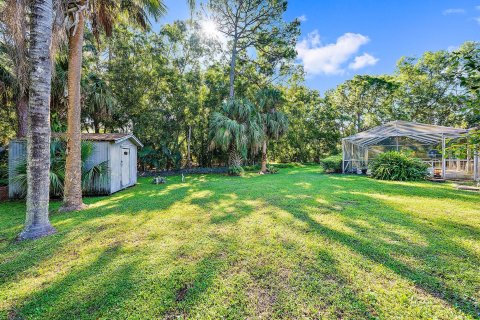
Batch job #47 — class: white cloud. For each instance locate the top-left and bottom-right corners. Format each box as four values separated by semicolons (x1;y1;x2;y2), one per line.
476;5;480;10
348;53;379;70
442;8;466;15
298;15;307;22
476;17;480;24
296;31;372;75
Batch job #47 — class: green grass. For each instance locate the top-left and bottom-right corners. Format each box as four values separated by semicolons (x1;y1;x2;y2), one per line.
0;165;479;319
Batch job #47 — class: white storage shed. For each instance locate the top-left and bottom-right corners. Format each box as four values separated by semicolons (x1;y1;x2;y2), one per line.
9;133;143;198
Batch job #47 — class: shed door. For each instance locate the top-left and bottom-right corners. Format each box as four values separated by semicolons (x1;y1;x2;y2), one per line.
121;148;130;187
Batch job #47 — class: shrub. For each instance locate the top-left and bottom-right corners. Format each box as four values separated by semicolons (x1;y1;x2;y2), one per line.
266;164;279;174
228;165;244;176
320;155;343;173
369;151;429;181
0;163;7;187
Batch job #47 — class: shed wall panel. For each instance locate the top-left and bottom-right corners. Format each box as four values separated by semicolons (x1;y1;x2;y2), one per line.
8;140;27;198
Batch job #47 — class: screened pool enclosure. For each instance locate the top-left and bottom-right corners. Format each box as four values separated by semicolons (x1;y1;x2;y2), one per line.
342;121;479;180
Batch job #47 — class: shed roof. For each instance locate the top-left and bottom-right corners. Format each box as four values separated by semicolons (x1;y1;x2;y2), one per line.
12;133;143;147
343;120;470;147
50;133;144;147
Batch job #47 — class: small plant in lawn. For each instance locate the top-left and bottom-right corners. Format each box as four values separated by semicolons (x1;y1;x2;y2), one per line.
320;155;343;173
228;165;244;176
266;164;279;174
369;151;429;181
153;176;167;184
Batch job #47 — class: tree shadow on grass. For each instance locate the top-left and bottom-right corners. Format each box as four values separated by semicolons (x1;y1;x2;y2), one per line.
160;244;235;318
327;174;479;203
11;243;137;319
0;235;64;288
268;186;480;318
179;171;478;317
2;169;479;318
8;225;239;319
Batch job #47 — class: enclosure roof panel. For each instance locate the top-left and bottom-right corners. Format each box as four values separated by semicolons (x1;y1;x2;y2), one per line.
343;120;469;146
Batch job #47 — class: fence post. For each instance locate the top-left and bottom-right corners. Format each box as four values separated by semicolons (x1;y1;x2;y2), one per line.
441;134;446;179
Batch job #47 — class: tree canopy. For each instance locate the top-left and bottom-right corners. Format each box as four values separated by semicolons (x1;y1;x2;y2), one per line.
0;3;478;170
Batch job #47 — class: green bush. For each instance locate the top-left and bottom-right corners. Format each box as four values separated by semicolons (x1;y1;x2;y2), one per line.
228;165;244;176
369;151;429;181
320;155;343;173
0;163;7;187
266;164;279;174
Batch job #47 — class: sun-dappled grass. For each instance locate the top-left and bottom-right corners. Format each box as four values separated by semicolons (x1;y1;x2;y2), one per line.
0;165;479;319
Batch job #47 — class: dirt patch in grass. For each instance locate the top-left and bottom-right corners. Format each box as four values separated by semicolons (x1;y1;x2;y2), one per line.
175;284;190;302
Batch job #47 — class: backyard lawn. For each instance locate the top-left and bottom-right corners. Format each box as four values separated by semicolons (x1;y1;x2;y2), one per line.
0;165;479;319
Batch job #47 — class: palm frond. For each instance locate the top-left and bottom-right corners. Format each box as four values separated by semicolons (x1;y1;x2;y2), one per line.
10;140;105;198
82;160;109;191
209;98;265;158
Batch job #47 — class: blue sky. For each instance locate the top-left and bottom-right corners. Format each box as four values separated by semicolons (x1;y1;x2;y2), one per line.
156;0;480;94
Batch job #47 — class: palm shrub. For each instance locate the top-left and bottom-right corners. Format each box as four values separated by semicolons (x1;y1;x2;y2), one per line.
256;88;288;173
369;151;429;181
320;155;343;173
266;164;279;174
209;98;264;170
12;140;108;198
228;165;244;176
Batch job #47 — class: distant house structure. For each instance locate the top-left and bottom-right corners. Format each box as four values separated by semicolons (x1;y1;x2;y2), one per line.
342;121;479;180
8;133;143;198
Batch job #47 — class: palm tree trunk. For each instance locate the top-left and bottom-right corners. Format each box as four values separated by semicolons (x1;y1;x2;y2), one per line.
260;140;268;173
61;8;86;212
16;93;28;138
228;144;242;167
187;125;192;168
18;0;56;240
94;120;100;133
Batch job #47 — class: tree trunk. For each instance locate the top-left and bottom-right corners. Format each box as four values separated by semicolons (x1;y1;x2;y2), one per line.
61;9;86;212
16;93;28;138
229;39;238;98
356;112;361;132
260;140;268;173
187;125;192;168
94;120;100;133
18;0;56;240
228;144;242;167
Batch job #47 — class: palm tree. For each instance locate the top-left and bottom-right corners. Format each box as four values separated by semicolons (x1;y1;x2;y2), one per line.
0;0;33;138
82;72;116;133
209;98;264;168
256;88;288;174
18;0;56;240
60;0;170;212
0;0;64;138
61;0;196;211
